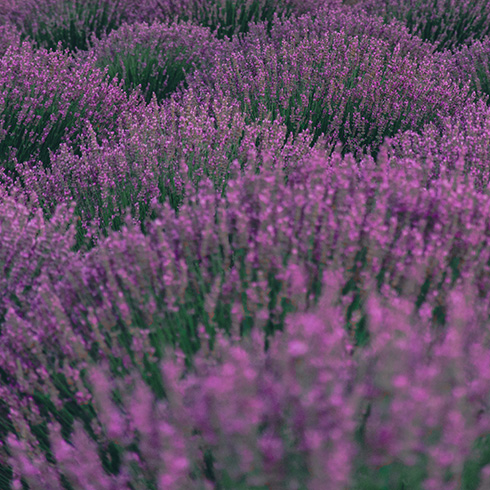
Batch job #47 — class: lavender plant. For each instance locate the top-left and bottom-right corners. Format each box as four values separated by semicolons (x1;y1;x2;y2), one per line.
246;2;439;59
1;0;143;53
4;270;490;489
0;181;79;329
2;2;490;489
354;0;490;52
189;20;473;157
448;36;490;103
91;20;223;104
3;147;490;487
388;99;490;192
0;41;141;182
0;22;21;56
0;180;82;490
13;88;314;252
140;0;332;40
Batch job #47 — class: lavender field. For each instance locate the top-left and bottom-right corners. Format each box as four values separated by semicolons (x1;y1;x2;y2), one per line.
2;0;490;488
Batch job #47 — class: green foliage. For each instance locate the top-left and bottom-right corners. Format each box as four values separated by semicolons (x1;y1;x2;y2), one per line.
185;0;294;40
0;94;82;174
376;0;490;52
19;0;126;53
95;44;190;104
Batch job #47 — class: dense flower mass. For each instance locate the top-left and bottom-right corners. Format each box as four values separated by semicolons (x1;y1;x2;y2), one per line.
448;36;490;102
189;12;473;156
1;0;152;52
1;1;490;489
353;0;490;52
0;39;141;178
90;20;224;103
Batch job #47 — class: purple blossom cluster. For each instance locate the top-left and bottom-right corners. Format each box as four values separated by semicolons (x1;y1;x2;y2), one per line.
2;1;490;489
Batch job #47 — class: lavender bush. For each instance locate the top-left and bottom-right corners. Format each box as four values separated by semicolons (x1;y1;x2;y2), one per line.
388;99;490;192
3;149;490;488
0;40;141;182
2;2;490;489
136;0;337;40
189;18;473;157
0;22;21;56
91;20;224;104
4;270;490;489
448;36;490;103
10;88;314;251
354;0;490;52
0;179;79;325
244;3;439;59
0;0;150;53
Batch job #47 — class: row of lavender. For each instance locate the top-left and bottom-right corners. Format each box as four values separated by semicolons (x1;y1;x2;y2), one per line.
2;1;490;489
